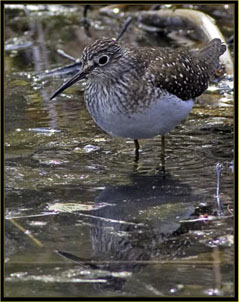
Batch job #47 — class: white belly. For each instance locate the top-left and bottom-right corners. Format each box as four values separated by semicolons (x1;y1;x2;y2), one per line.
86;94;194;139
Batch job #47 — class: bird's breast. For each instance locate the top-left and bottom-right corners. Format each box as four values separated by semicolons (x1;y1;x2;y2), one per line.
84;83;194;139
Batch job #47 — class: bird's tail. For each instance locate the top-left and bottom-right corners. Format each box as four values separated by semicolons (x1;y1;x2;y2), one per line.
198;38;226;73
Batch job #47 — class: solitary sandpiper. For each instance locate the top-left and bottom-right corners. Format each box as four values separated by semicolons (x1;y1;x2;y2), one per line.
50;38;226;161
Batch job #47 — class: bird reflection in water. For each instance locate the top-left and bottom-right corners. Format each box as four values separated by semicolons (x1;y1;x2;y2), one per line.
57;171;197;292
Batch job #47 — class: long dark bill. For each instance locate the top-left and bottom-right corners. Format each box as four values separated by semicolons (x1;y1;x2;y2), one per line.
50;69;88;100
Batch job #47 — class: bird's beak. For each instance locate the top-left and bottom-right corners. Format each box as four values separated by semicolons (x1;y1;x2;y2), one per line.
50;65;92;100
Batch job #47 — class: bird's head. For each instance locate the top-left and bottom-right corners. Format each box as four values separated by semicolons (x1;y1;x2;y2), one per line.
50;38;123;100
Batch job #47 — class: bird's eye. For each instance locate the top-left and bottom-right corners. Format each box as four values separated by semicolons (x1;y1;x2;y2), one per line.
98;55;109;66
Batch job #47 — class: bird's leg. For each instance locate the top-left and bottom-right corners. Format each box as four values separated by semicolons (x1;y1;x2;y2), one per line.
161;135;165;173
134;139;140;162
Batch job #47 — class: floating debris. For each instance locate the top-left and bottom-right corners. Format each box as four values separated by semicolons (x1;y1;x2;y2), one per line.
47;202;112;213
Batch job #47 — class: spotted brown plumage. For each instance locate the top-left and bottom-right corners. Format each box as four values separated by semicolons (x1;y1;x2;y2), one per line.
142;39;226;100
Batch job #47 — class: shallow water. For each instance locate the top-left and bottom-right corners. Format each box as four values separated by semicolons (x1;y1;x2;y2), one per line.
4;4;234;298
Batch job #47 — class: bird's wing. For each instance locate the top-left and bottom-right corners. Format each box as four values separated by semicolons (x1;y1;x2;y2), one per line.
146;47;210;100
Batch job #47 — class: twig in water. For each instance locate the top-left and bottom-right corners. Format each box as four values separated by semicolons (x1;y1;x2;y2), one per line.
39;61;81;79
9;219;44;248
212;246;222;292
227;204;233;216
226;35;233;45
82;5;91;35
216;162;223;216
116;16;134;41
57;49;77;62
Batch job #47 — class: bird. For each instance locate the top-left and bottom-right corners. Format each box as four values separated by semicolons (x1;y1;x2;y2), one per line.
50;38;226;163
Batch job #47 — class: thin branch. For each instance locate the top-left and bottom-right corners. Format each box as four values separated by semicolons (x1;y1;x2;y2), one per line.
9;218;44;248
116;16;134;41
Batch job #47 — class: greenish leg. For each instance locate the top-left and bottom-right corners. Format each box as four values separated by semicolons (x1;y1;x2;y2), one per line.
134;139;140;162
